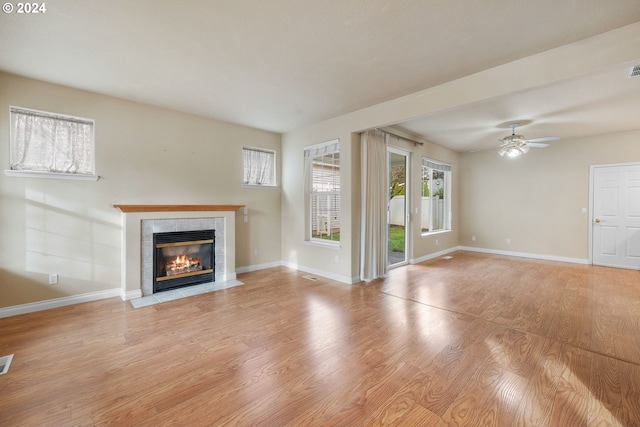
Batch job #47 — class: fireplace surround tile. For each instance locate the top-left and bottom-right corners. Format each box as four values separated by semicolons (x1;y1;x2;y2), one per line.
116;206;239;300
152;220;178;233
141;218;224;296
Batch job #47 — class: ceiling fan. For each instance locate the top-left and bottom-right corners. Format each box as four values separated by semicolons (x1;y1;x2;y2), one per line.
497;123;559;157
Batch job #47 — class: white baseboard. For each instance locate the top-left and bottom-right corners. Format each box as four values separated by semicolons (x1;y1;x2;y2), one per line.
457;246;589;265
237;260;358;284
2;246;588;319
0;288;122;319
410;246;460;265
121;289;142;301
281;261;357;284
236;261;282;274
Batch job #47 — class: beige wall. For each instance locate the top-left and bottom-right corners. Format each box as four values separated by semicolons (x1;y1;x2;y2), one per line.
280;23;638;281
0;72;281;308
2;23;638;309
460;130;640;260
281;125;355;282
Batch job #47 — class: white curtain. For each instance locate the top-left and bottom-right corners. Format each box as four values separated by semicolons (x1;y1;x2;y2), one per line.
360;129;388;281
242;147;275;185
10;107;94;174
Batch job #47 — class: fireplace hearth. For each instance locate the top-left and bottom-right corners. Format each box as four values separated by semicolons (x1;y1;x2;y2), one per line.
153;229;215;292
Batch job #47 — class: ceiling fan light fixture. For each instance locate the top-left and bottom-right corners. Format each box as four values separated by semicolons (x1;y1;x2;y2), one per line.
501;134;526;143
495;122;555;157
498;142;529;157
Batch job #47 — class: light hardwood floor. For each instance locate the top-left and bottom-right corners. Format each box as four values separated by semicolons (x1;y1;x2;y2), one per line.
1;251;639;426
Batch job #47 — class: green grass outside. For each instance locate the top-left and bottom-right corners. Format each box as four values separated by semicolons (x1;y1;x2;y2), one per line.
313;226;404;253
389;225;405;253
313;232;340;241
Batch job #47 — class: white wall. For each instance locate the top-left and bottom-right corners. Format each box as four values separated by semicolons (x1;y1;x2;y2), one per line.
0;72;281;308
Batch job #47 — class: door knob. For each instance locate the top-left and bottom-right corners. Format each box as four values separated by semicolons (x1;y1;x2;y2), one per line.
595;218;601;223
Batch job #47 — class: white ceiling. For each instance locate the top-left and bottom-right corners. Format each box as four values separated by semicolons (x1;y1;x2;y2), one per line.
394;64;640;152
1;1;640;151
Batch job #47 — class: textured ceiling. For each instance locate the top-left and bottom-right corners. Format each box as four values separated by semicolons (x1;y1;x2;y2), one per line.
1;1;640;148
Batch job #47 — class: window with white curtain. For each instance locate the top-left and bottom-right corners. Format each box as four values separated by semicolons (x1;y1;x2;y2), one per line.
305;139;340;243
9;106;96;178
421;157;452;234
242;146;276;187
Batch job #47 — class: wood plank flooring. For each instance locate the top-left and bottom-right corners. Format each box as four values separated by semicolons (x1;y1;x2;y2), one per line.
1;251;640;426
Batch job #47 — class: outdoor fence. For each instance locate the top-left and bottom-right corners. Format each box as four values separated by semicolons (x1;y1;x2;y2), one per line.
389;196;444;230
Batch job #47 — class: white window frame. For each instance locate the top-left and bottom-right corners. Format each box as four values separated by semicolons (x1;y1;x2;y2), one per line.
305;139;340;245
5;106;98;181
421;157;452;236
242;146;277;188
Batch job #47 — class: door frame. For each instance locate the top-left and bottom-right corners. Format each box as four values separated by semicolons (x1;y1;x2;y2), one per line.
387;146;410;268
588;161;640;266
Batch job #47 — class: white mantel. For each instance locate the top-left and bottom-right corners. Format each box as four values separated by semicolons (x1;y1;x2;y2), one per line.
114;205;244;300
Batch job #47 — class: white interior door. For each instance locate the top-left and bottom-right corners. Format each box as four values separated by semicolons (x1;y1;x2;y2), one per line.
591;164;640;269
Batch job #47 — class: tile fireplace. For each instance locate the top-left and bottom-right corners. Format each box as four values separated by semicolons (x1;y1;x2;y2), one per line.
153;229;215;292
114;205;243;300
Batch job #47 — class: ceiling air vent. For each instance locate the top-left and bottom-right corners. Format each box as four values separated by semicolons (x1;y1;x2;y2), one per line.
630;65;640;78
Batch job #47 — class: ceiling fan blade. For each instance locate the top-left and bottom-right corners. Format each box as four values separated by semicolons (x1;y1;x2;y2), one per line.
470;145;501;153
527;142;549;148
526;136;559;143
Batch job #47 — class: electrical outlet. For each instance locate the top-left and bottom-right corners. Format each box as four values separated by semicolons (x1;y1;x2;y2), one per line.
435;239;439;246
506;238;511;245
253;249;258;256
334;255;339;264
472;235;476;242
49;274;58;285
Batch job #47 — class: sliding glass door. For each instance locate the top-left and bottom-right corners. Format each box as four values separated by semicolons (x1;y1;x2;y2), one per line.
388;148;409;267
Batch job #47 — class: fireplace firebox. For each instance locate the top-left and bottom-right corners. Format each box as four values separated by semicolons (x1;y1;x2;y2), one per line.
153;229;215;293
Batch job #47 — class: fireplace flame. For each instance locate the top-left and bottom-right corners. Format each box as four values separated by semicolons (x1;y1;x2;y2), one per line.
165;254;203;276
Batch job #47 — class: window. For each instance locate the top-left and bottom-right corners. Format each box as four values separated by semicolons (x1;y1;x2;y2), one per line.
421;157;451;234
8;106;96;179
305;140;340;243
242;146;276;187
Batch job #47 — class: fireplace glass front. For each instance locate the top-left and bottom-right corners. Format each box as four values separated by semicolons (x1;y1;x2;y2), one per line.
153;229;215;292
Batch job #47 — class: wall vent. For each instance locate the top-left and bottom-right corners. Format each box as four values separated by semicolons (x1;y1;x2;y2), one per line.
0;354;14;375
630;65;640;77
302;275;319;281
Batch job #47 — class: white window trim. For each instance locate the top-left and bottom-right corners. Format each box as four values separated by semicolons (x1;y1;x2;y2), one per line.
7;106;98;180
421;157;452;236
241;183;278;189
305;139;341;245
421;229;453;238
3;170;99;181
304;239;341;249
